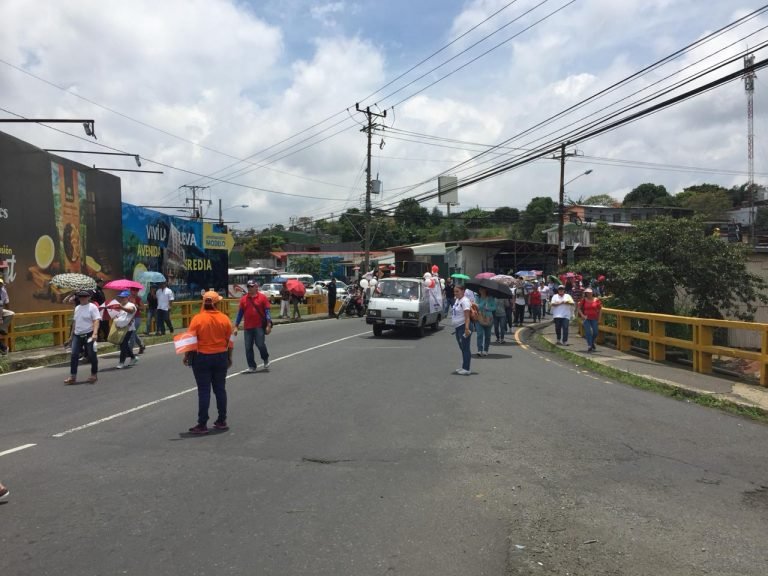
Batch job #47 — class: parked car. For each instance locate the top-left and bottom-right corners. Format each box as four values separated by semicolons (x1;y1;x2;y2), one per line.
312;280;348;297
260;283;284;303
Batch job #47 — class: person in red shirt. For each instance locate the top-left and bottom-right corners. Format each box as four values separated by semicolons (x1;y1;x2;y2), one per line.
577;287;602;352
528;282;542;323
233;280;272;373
186;291;234;434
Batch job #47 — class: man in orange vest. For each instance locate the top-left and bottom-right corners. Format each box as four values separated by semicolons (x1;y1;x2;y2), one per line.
185;291;234;435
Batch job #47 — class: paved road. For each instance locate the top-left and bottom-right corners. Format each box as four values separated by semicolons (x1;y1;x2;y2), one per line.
1;318;767;575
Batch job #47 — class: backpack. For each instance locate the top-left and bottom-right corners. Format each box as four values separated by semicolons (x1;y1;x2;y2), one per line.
469;302;480;322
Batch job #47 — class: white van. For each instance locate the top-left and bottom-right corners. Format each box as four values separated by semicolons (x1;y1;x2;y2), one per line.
366;277;442;337
273;273;314;288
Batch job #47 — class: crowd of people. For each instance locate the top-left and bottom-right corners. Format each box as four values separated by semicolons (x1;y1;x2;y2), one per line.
448;273;603;375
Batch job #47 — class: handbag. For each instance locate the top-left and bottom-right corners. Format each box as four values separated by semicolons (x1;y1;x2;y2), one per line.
107;322;129;345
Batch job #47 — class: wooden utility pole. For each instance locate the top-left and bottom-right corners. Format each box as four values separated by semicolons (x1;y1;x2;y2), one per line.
180;185;209;221
356;103;386;274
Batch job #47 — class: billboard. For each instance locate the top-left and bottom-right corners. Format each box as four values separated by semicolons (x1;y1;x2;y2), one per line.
0;131;122;312
438;175;459;205
121;204;232;300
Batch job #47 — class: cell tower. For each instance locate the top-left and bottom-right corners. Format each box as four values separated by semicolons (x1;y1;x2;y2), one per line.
744;53;756;243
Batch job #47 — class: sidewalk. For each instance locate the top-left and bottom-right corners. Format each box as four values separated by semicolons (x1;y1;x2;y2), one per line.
534;320;768;416
0;312;335;373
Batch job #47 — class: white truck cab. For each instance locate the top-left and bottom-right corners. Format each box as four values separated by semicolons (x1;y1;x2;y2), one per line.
366;277;442;337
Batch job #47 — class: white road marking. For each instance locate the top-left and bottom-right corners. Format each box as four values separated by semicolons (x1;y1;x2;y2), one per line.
0;443;37;457
53;331;370;438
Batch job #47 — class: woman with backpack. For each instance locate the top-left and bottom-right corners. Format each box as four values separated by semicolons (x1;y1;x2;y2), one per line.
474;286;496;357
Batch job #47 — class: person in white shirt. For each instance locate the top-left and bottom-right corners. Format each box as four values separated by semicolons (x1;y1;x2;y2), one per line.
451;284;473;375
550;284;575;345
113;291;139;369
539;282;551;316
155;281;175;335
64;290;101;384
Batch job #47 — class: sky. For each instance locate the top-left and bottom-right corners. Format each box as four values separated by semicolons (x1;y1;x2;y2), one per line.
1;0;768;231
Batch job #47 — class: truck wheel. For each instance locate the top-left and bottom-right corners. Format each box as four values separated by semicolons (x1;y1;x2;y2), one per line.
416;322;426;337
373;325;383;337
431;314;441;330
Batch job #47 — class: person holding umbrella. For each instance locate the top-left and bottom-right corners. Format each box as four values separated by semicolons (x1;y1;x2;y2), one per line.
233;280;271;373
63;290;101;384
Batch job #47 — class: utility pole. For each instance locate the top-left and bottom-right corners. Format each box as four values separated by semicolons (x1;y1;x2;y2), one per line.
744;53;756;245
553;143;581;269
180;185;209;221
356;103;386;274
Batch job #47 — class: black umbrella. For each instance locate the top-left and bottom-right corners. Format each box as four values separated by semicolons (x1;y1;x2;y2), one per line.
464;278;513;299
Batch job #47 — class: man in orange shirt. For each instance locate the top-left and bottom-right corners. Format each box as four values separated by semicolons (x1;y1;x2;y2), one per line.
185;291;234;435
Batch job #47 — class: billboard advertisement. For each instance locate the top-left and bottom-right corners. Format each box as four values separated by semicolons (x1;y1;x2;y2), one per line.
0;131;122;312
121;204;231;300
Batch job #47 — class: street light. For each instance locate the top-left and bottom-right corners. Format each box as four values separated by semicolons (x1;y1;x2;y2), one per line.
218;201;249;224
557;168;593;268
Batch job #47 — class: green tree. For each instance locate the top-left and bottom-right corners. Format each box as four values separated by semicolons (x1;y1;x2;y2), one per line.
288;255;322;277
519;197;556;240
678;189;731;220
492;206;520;224
622;183;673;206
429;207;443;226
582;194;617;206
394;198;430;228
580;218;767;319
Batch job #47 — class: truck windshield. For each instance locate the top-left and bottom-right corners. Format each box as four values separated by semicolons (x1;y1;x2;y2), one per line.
373;279;421;299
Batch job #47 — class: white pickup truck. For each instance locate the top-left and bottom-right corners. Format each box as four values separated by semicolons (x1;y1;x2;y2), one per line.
365;277;443;337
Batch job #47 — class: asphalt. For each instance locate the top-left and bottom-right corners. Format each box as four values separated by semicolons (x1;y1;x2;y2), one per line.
4;311;768;416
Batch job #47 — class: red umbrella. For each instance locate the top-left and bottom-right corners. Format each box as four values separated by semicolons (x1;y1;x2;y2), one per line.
285;279;306;297
475;272;496;279
104;279;145;291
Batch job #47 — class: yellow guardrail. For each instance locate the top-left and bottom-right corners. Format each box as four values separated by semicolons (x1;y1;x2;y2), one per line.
595;307;768;387
0;294;327;353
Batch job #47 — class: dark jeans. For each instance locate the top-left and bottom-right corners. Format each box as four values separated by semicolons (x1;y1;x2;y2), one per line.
454;322;472;371
328;296;336;316
119;331;136;364
583;318;598;348
554;317;570;343
493;315;506;341
513;304;525;325
156;309;173;334
192;351;228;425
70;332;97;376
244;327;269;369
145;309;157;333
130;318;144;348
530;304;542;323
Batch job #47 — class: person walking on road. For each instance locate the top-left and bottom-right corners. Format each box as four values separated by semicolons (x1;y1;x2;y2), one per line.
550;284;575;346
279;284;290;319
64;290;100;384
128;286;146;354
233;280;272;373
186;291;234;435
474;286;496;357
112;291;138;369
155;281;175;335
144;285;158;335
577;287;602;352
327;276;338;318
451;284;473;375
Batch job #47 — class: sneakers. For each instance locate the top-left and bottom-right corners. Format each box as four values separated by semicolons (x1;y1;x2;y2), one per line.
188;424;209;435
0;486;9;502
138;345;146;355
456;368;471;375
262;360;270;370
87;375;98;383
243;367;256;374
129;357;139;366
64;376;76;384
500;339;506;344
115;363;125;369
213;420;229;431
556;340;562;345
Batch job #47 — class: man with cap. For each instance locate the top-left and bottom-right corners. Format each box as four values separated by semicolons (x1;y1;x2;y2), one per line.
233;280;272;373
185;291;234;434
550;284;575;346
64;290;101;384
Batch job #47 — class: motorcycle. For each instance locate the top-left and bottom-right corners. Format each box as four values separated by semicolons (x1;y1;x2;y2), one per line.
338;290;366;317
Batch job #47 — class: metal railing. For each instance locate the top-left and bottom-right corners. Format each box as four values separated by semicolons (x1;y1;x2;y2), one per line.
595;307;768;387
0;295;327;353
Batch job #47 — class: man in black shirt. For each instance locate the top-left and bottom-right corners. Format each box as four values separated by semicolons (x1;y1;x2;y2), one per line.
327;276;338;318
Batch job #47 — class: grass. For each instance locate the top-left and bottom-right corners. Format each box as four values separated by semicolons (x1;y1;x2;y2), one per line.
533;333;768;425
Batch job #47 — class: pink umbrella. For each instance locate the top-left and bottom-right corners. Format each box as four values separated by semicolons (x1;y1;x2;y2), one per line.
475;272;496;279
104;279;145;291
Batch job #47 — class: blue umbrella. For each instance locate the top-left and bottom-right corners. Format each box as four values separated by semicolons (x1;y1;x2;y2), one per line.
139;271;166;283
